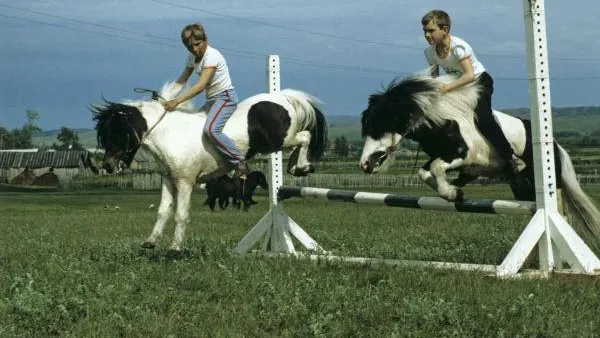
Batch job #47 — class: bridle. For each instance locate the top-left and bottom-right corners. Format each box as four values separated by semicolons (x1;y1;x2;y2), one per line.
385;133;398;157
385;123;412;156
104;88;168;169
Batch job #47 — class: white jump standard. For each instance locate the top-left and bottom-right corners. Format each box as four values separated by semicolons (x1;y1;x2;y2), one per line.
236;0;600;277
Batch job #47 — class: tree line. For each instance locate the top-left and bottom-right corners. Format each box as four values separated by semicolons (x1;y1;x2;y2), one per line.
3;108;600;154
0;110;84;150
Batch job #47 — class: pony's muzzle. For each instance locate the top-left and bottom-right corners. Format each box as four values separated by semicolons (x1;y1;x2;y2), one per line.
102;162;115;174
361;151;387;173
101;156;124;174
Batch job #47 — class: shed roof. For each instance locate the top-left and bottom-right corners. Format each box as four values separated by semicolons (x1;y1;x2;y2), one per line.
0;150;91;169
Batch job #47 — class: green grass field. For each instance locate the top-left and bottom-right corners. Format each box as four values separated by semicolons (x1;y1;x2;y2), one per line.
2;186;600;337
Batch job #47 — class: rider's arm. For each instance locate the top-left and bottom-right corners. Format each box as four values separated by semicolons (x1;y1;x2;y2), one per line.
175;66;194;86
164;67;215;111
440;57;474;93
174;67;215;103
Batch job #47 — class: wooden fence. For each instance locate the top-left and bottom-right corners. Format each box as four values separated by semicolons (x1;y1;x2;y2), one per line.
62;172;600;191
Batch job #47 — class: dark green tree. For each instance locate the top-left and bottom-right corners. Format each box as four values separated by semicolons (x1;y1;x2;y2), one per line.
53;126;84;150
333;136;349;158
0;110;42;149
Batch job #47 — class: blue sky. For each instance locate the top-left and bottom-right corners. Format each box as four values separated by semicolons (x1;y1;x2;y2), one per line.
1;0;599;130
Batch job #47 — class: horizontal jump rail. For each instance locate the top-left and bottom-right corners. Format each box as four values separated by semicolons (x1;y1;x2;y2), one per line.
278;186;536;215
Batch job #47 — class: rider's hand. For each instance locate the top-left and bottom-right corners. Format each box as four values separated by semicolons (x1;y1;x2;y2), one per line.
163;99;180;111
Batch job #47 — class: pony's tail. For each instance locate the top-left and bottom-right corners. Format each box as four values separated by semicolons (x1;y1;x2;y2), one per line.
280;89;328;161
557;143;600;251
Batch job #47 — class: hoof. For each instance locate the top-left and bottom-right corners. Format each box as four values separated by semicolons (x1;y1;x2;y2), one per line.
440;187;463;202
289;167;309;177
141;241;155;249
166;249;182;259
286;165;297;176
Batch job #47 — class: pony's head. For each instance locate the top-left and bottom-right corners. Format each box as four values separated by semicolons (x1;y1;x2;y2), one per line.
359;75;437;173
91;101;148;173
359;73;478;174
90;82;199;173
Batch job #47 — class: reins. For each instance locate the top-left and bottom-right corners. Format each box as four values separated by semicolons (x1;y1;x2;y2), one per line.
132;87;169;144
381;126;420;179
410;146;421;178
395;127;421;179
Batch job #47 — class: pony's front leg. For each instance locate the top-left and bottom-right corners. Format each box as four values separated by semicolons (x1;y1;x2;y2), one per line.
286;130;313;176
417;168;438;191
430;157;465;201
142;176;175;248
169;180;194;255
417;159;437;191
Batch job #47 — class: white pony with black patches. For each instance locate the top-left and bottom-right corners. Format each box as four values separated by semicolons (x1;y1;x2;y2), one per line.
359;73;600;246
92;83;327;256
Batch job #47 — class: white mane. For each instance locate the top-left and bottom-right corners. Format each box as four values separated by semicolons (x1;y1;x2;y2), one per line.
408;71;480;129
160;81;196;112
120;81;198;115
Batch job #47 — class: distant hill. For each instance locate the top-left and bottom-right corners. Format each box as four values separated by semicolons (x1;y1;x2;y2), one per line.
32;106;600;147
327;107;600;142
33;129;97;148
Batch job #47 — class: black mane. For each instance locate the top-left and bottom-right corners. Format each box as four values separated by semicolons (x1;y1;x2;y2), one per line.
361;75;468;160
90;101;148;164
361;76;437;139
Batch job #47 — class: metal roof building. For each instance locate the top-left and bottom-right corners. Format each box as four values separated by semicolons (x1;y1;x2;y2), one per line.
0;150;92;169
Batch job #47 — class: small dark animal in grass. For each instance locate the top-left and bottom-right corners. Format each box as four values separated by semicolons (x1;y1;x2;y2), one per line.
238;170;269;211
203;171;269;211
203;175;241;211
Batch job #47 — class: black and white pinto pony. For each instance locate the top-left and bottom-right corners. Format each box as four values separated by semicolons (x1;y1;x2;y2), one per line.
359;72;600;244
92;83;327;255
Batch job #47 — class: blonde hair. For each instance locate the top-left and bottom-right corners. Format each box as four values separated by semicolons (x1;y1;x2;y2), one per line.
421;10;451;31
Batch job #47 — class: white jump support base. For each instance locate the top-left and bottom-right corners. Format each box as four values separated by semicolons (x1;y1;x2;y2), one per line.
235;0;600;277
496;0;600;276
234;55;324;255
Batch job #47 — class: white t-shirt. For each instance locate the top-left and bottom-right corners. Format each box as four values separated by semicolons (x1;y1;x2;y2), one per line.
424;35;485;77
186;45;234;100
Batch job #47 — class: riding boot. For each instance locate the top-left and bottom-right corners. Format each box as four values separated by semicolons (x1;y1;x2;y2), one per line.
233;160;249;179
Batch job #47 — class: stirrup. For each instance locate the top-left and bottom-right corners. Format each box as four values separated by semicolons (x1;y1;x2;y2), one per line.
233;161;249;179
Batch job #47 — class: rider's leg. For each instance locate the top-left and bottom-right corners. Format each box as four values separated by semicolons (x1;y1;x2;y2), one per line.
473;72;523;177
203;90;248;177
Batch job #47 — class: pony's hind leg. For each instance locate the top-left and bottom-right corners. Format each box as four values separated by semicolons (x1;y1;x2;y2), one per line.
451;172;478;188
168;180;194;256
143;177;176;249
286;131;314;176
430;157;465;201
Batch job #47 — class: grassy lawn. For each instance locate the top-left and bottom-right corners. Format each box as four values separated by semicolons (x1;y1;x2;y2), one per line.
1;187;600;337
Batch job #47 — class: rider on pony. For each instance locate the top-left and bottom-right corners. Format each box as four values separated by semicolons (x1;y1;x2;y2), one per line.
421;10;525;178
163;22;249;178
